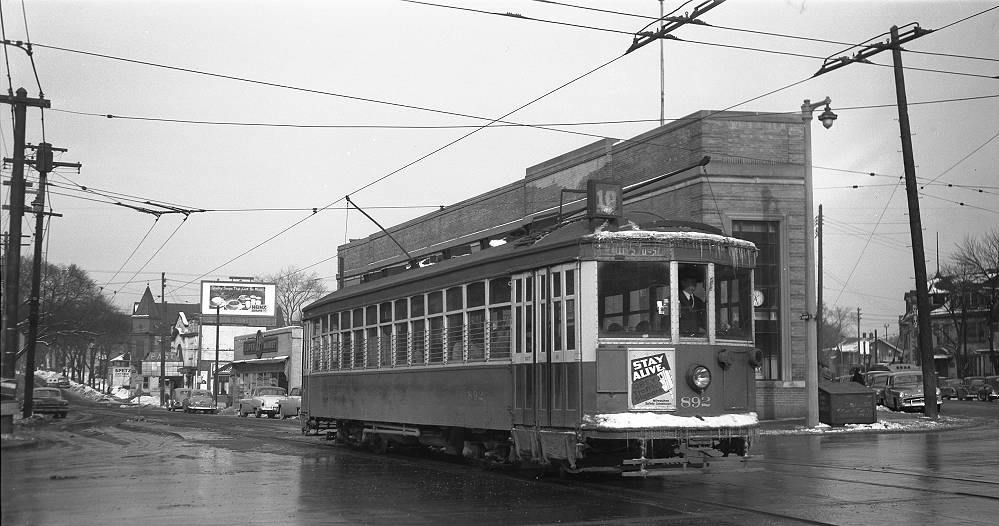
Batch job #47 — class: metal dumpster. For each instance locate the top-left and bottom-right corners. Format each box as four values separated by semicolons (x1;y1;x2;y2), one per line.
818;381;876;425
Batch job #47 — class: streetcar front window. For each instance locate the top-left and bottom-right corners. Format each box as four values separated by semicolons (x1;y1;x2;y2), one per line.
677;264;707;337
715;264;753;341
598;262;671;337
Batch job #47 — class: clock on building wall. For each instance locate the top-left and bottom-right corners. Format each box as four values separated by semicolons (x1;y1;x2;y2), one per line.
752;289;765;308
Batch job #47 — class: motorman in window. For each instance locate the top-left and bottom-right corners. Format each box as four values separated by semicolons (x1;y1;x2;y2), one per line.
678;276;706;336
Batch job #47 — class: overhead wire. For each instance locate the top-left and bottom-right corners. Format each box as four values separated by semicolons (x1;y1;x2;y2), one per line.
100;217;161;295
119;215;189;299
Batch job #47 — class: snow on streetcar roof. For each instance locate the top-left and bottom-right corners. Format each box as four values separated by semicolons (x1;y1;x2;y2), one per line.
585;229;757;250
582;411;759;430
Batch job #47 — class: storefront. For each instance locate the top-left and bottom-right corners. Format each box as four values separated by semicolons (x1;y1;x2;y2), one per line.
228;326;302;401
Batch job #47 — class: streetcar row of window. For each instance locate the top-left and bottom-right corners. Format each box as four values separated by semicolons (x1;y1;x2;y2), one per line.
305;268;580;372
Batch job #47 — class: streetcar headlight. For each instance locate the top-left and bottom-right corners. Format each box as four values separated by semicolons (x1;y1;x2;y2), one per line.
687;365;712;393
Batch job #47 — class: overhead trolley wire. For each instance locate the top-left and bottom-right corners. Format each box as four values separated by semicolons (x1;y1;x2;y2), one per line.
167;50;632;296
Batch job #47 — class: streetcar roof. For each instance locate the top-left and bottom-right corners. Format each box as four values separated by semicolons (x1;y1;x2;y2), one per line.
305;220;756;316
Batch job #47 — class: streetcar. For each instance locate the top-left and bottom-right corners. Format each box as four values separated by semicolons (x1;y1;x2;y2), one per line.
301;182;761;476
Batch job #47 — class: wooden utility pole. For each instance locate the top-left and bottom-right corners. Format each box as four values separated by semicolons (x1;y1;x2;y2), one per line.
817;204;824;356
21;143;76;418
856;307;862;369
891;25;937;418
1;88;49;379
160;272;167;407
814;22;937;417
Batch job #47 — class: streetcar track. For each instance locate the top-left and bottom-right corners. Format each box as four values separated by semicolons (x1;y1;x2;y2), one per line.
757;464;999;502
760;458;999;486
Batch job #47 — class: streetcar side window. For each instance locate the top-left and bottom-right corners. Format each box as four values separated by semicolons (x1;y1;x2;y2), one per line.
715;264;753;341
597;262;671;337
428;316;444;363
677;264;708;338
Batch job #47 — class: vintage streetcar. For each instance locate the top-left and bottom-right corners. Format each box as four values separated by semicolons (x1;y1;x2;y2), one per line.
301;184;761;476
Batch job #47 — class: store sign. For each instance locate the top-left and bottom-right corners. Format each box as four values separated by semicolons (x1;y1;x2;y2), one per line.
243;333;279;359
628;348;676;411
201;281;276;317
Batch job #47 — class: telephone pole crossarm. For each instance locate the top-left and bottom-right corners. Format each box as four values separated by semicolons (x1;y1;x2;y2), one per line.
626;0;725;54
815;22;933;77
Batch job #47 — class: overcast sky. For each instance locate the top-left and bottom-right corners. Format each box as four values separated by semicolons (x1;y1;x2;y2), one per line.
1;0;996;336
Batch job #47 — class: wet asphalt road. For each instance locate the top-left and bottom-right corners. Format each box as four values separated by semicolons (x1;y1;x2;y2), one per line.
2;395;998;525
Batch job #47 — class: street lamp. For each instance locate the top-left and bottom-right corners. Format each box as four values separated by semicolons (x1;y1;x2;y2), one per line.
802;97;836;428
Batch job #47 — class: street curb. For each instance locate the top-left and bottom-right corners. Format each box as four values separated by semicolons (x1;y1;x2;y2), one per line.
757;414;983;436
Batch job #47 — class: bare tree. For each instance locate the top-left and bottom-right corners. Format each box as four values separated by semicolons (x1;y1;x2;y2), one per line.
819;304;854;350
951;229;999;373
264;267;330;325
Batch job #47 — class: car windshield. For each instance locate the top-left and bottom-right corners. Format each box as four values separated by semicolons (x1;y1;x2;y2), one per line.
34;389;60;398
871;376;889;388
258;387;286;396
894;375;922;388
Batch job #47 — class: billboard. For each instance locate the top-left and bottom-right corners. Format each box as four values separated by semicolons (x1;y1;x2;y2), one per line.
201;281;276;317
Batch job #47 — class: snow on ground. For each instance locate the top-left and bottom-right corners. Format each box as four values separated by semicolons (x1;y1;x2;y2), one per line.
34;370;157;405
759;415;966;435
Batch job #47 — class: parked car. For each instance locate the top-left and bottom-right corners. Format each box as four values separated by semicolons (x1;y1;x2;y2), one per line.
865;371;892;406
1;377;16;401
167;388;193;411
28;387;69;417
277;387;302;419
53;375;70;388
974;375;999;402
938;378;968;400
963;376;987;400
884;372;942;413
182;389;218;414
237;386;287;418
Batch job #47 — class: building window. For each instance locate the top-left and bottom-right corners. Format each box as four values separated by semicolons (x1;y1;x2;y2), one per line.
732;220;782;380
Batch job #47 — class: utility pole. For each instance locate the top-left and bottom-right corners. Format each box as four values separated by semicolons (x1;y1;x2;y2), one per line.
21;143;76;418
817;204;823;358
856;307;862;369
1;88;49;379
160;272;167;407
815;22;937;417
658;0;665;126
890;25;938;417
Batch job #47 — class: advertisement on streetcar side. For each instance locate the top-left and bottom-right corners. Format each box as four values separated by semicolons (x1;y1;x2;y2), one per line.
628;348;676;411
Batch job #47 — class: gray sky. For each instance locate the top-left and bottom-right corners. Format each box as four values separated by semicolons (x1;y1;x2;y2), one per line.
1;0;996;336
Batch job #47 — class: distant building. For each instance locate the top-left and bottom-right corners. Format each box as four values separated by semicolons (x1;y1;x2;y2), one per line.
227;326;303;402
898;274;997;377
130;285;198;395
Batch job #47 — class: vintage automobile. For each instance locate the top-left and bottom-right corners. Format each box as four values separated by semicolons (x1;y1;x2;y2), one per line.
938;378;968;400
963;376;987;400
884;372;942;413
237;386;287;418
864;371;892;406
182;389;218;414
167;388;193;411
53;375;70;388
28;387;69;417
277;387;302;419
974;375;999;402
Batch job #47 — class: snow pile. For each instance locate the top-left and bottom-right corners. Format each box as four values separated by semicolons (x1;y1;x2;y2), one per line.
761;415;964;435
582;411;759;430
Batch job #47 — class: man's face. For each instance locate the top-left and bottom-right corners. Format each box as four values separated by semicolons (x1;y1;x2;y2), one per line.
681;279;696;293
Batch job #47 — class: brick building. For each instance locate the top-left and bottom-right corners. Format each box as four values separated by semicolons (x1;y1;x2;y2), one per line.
338;110;810;419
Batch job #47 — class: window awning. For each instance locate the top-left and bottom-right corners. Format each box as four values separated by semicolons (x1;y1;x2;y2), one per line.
227;355;289;368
